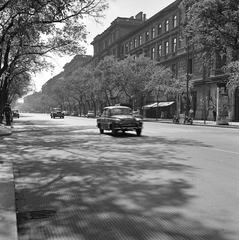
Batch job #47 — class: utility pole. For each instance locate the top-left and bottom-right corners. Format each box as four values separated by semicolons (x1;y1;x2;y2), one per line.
186;36;190;116
156;86;159;121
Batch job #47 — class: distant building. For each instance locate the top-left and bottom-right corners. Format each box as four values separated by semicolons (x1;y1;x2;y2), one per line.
42;55;92;95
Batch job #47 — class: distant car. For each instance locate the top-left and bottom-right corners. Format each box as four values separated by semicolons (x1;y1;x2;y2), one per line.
87;110;95;118
12;109;20;118
62;111;70;116
71;111;78;116
132;110;143;119
96;106;143;136
50;108;64;118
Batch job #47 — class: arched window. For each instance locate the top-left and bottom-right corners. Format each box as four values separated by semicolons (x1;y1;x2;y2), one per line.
165;20;169;32
173;15;177;27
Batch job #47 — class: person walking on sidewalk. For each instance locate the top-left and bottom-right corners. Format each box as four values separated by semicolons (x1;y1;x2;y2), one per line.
213;109;216;122
3;103;12;126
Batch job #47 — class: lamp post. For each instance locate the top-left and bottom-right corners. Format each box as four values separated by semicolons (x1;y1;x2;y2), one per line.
156;86;159;121
186;36;190;116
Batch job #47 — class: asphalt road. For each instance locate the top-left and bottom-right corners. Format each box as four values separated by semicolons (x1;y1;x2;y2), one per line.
3;113;239;240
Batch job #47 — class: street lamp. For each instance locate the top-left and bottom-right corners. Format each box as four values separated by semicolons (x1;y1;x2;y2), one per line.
186;36;190;116
156;86;159;121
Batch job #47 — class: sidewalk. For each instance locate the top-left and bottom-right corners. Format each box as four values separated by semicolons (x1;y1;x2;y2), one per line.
143;118;239;128
0;124;17;240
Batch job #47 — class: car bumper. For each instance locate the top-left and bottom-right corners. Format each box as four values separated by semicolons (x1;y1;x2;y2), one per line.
114;124;142;131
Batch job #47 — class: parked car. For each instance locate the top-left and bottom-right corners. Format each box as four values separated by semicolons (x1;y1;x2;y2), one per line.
97;106;143;136
50;108;64;118
62;111;70;116
87;110;95;118
132;110;143;119
12;109;20;118
71;111;78;116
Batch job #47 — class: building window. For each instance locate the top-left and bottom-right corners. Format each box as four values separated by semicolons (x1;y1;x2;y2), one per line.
165;41;169;55
134;38;137;48
173;15;177;28
172;38;177;52
129;41;132;51
112;48;116;56
151;47;155;59
121;46;124;54
146;31;149;42
125;44;128;53
158;44;162;57
139;35;142;45
165;20;169;32
152;28;155;39
158;24;162;35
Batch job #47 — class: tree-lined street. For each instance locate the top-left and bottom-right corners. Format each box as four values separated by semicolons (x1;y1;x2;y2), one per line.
2;114;238;239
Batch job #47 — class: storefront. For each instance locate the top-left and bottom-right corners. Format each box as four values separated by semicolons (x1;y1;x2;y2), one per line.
142;101;175;119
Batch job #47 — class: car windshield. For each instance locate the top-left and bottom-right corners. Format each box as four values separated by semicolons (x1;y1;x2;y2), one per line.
110;108;132;116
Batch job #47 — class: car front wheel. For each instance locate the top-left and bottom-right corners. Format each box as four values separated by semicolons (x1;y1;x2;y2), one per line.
100;128;104;134
136;129;142;136
112;127;117;136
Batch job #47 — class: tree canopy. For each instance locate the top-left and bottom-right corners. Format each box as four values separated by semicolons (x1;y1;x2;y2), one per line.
0;0;108;114
180;0;239;87
180;0;239;60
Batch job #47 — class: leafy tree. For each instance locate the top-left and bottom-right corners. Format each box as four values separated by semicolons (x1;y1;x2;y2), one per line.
0;0;108;118
180;0;239;59
180;0;239;86
224;61;239;89
94;56;121;105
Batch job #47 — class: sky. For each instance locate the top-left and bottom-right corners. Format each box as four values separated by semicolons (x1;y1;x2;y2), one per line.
33;0;176;92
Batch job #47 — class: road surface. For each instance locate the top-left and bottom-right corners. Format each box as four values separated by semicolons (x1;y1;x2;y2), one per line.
2;113;239;240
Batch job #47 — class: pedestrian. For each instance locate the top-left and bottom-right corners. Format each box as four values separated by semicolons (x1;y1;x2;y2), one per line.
213;110;216;122
3;103;11;126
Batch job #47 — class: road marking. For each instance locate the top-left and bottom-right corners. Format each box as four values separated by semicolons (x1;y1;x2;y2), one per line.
211;148;239;155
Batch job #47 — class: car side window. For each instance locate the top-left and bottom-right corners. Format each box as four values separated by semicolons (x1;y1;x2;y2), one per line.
106;109;110;117
102;110;106;117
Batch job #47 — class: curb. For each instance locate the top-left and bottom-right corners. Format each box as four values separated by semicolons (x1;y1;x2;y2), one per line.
0;160;18;240
142;119;239;129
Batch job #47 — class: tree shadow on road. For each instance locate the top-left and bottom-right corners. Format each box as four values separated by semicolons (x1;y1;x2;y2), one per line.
1;119;235;240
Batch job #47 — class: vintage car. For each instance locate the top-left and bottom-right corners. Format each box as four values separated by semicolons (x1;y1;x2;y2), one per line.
87;110;95;118
97;106;143;136
50;108;64;118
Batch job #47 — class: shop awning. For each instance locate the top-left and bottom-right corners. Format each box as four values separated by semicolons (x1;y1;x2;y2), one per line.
142;101;174;109
142;103;157;109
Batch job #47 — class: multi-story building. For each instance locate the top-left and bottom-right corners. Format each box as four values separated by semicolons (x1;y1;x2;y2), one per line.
42;55;92;95
91;12;146;67
91;0;186;119
90;0;238;121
